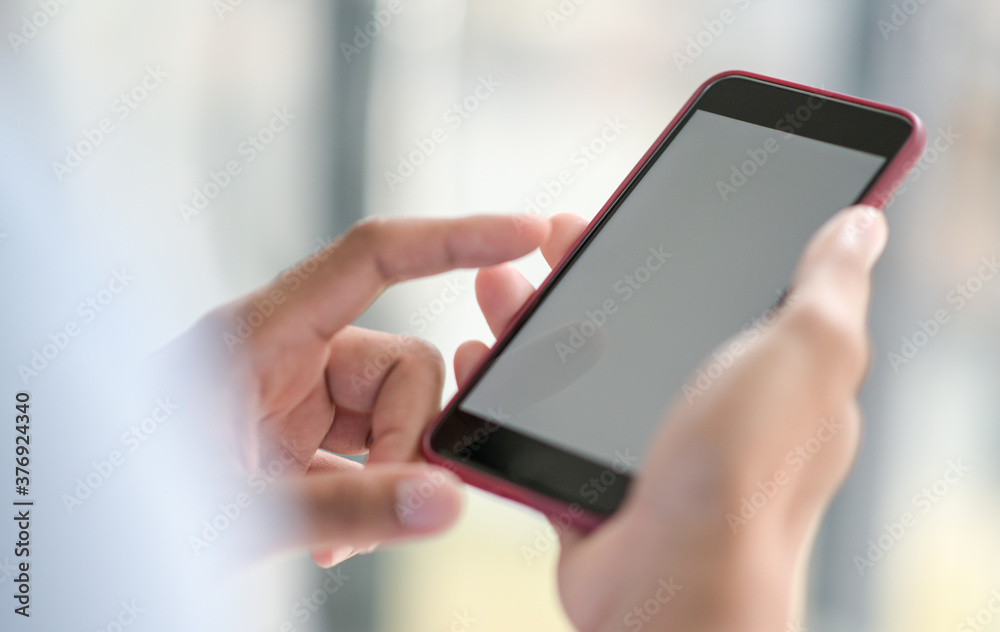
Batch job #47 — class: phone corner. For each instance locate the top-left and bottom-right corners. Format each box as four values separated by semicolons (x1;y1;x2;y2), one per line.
861;107;928;211
906;110;928;154
699;69;757;91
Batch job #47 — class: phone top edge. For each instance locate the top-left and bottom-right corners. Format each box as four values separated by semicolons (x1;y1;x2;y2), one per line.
705;69;924;133
663;70;929;213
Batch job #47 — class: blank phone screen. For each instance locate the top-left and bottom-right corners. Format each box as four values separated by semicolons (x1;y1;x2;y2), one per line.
459;109;886;472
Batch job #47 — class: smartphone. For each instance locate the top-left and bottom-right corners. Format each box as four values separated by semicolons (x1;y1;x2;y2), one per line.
422;70;926;530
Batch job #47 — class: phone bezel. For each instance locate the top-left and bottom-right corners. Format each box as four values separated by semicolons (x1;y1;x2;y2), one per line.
422;70;927;530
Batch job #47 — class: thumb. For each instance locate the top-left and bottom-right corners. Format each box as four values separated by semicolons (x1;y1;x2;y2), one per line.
297;464;464;555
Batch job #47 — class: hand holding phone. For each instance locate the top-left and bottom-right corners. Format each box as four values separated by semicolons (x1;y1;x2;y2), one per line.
425;71;925;629
459;204;889;631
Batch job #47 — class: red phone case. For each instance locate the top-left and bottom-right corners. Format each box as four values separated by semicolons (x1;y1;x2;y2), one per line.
422;70;927;532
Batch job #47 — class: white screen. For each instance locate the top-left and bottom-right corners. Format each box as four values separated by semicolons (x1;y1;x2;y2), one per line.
460;110;886;471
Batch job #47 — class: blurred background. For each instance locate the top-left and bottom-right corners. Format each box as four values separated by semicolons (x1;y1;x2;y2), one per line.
3;0;999;630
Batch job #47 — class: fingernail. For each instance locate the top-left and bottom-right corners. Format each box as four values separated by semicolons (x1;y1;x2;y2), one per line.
845;205;888;267
394;472;460;530
316;546;353;568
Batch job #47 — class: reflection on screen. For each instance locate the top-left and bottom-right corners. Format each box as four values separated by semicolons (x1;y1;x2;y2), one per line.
460;110;886;471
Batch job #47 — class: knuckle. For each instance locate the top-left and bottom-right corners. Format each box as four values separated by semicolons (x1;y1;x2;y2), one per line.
345;217;387;250
404;336;446;375
407;335;441;360
346;217;398;280
781;297;868;376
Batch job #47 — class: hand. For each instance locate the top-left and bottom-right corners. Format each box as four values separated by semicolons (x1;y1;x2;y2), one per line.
457;206;887;631
173;214;550;567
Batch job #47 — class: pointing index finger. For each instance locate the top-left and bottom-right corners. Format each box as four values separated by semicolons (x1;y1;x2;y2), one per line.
273;214;549;342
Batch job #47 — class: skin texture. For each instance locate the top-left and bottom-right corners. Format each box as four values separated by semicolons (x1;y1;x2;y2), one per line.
182;205;885;629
